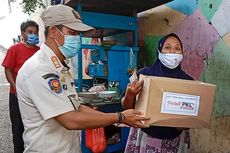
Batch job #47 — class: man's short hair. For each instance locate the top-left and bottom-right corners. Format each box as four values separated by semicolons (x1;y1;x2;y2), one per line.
20;20;39;32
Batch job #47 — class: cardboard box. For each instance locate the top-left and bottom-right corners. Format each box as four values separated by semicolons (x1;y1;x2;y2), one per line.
135;75;216;128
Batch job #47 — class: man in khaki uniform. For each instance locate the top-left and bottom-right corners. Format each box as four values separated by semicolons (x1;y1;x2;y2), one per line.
16;5;149;153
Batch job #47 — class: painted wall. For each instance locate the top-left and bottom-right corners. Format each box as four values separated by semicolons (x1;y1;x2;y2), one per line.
137;0;230;152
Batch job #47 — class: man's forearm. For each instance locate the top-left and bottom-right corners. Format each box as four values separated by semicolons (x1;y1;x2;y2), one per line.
5;68;15;87
78;105;103;115
55;110;118;130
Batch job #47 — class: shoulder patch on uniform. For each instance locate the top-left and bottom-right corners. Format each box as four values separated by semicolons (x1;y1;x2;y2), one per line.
42;73;59;79
48;78;62;94
51;56;61;68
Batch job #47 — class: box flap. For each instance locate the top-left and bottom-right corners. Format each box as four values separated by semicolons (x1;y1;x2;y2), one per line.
135;75;150;119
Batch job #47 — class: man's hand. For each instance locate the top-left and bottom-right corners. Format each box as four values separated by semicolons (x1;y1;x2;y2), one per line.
121;109;150;128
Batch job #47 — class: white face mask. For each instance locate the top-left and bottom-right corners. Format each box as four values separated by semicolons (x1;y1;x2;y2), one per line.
158;51;183;69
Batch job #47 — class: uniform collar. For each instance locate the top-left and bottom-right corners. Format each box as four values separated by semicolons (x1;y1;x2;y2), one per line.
40;43;70;74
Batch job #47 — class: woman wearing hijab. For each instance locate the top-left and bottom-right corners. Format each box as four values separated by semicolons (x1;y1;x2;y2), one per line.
122;33;193;153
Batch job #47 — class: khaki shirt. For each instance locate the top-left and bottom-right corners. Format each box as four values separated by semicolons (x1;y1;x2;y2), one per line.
16;43;81;153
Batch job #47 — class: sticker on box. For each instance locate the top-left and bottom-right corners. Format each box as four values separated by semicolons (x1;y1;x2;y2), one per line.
161;92;200;116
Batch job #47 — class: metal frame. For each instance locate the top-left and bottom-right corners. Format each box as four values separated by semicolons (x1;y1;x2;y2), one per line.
75;3;139;92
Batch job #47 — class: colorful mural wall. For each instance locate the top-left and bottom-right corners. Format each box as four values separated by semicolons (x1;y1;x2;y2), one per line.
138;0;230;152
138;0;230;117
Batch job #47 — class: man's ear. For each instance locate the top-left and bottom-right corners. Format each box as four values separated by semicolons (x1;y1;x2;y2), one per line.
49;26;58;39
21;32;27;42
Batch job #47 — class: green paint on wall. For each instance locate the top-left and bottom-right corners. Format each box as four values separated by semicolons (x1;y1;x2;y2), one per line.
200;39;230;117
138;35;162;68
198;0;222;21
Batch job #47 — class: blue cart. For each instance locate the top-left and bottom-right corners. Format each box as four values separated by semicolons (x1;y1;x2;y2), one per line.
64;0;173;152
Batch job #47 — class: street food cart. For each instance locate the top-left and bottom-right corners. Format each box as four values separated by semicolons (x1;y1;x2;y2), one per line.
64;0;173;152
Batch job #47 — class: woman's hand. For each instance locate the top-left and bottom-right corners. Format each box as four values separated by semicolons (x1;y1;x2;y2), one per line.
122;109;150;128
121;80;144;109
125;80;144;99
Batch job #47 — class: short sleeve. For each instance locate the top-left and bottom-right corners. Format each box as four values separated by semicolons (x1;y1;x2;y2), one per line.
25;71;78;120
2;46;17;69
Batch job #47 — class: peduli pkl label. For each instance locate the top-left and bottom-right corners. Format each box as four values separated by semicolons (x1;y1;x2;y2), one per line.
161;92;200;116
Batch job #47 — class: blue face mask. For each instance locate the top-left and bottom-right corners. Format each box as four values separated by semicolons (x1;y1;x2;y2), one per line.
27;33;39;45
55;28;81;59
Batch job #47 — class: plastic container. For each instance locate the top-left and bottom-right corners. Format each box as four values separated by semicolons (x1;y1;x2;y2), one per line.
98;91;117;101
